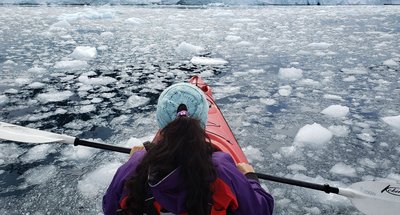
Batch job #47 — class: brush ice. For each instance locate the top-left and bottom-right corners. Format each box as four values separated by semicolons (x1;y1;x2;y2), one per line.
54;60;88;70
70;46;97;61
20;165;57;186
124;95;150;109
176;42;204;56
382;115;400;130
79;104;96;113
20;145;56;163
78;162;121;198
27;82;46;89
0;95;8;105
328;125;349;137
278;67;303;80
278;85;292;96
61;145;96;161
321;105;349;118
294;123;333;146
78;75;117;86
341;67;368;75
190;57;228;65
37;90;74;103
242;145;264;163
287;164;307;171
329;162;357;177
383;59;399;67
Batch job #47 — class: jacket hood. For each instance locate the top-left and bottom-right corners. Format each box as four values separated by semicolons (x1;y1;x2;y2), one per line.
148;167;187;214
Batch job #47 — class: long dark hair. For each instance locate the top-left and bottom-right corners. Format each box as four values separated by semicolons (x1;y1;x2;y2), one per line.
124;116;216;215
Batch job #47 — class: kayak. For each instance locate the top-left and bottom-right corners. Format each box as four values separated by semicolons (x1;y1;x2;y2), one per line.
188;76;248;164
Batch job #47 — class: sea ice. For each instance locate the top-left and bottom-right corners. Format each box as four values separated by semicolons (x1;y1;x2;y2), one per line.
70;46;97;61
77;162;121;198
79;105;96;113
329;162;357;177
27;82;46;89
341;67;368;75
242;145;264;163
321;105;349;118
61;145;96;161
328;125;349;137
278;67;303;80
78;75;117;86
176;42;204;56
20;144;56;163
19;165;57;186
260;98;276;106
124;95;150;109
36;90;74;103
54;60;88;70
278;85;292;96
0;95;8;105
382;115;400;130
383;59;399;67
294;123;333;147
190;57;228;65
287;164;307;171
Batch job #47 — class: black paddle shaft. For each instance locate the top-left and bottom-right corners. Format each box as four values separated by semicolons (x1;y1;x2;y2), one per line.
74;138;131;154
72;138;339;194
255;173;339;194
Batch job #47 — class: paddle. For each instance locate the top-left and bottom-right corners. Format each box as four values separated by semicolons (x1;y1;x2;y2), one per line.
1;121;399;215
0;122;131;154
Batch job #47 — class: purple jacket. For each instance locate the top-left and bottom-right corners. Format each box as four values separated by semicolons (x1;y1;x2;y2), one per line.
103;151;274;215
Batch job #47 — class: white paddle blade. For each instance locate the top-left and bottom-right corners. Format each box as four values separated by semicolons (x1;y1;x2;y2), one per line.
0;122;75;144
340;181;400;215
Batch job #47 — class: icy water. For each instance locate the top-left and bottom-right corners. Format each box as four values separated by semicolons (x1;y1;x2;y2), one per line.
0;5;399;215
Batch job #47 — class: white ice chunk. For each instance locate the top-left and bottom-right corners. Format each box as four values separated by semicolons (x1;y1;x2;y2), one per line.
37;90;74;103
307;42;333;49
294;123;333;147
242;145;264;163
321;105;349;118
359;158;377;169
278;67;303;80
382;115;400;130
341;67;368;75
125;95;150;109
20;144;56;163
260;98;276;106
323;94;344;101
50;20;71;31
190;57;228;65
27;82;46;89
329;162;357;177
328;125;350;137
176;42;204;56
78;162;122;198
70;46;97;61
54;60;88;70
0;95;9;105
125;17;146;24
27;67;47;74
79;104;96;113
15;78;31;86
356;133;375;142
278;85;292;96
383;59;399;67
20;165;57;186
343;76;356;82
61;145;96;161
78;75;117;86
225;35;241;41
287;164;307;171
100;32;114;40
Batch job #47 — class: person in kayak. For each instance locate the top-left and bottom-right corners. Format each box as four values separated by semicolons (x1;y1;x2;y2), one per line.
103;83;274;215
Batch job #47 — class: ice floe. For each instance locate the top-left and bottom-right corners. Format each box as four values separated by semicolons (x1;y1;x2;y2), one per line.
294;123;333;147
321;105;349;118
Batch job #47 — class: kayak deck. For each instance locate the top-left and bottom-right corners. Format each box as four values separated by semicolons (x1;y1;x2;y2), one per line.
189;76;248;164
